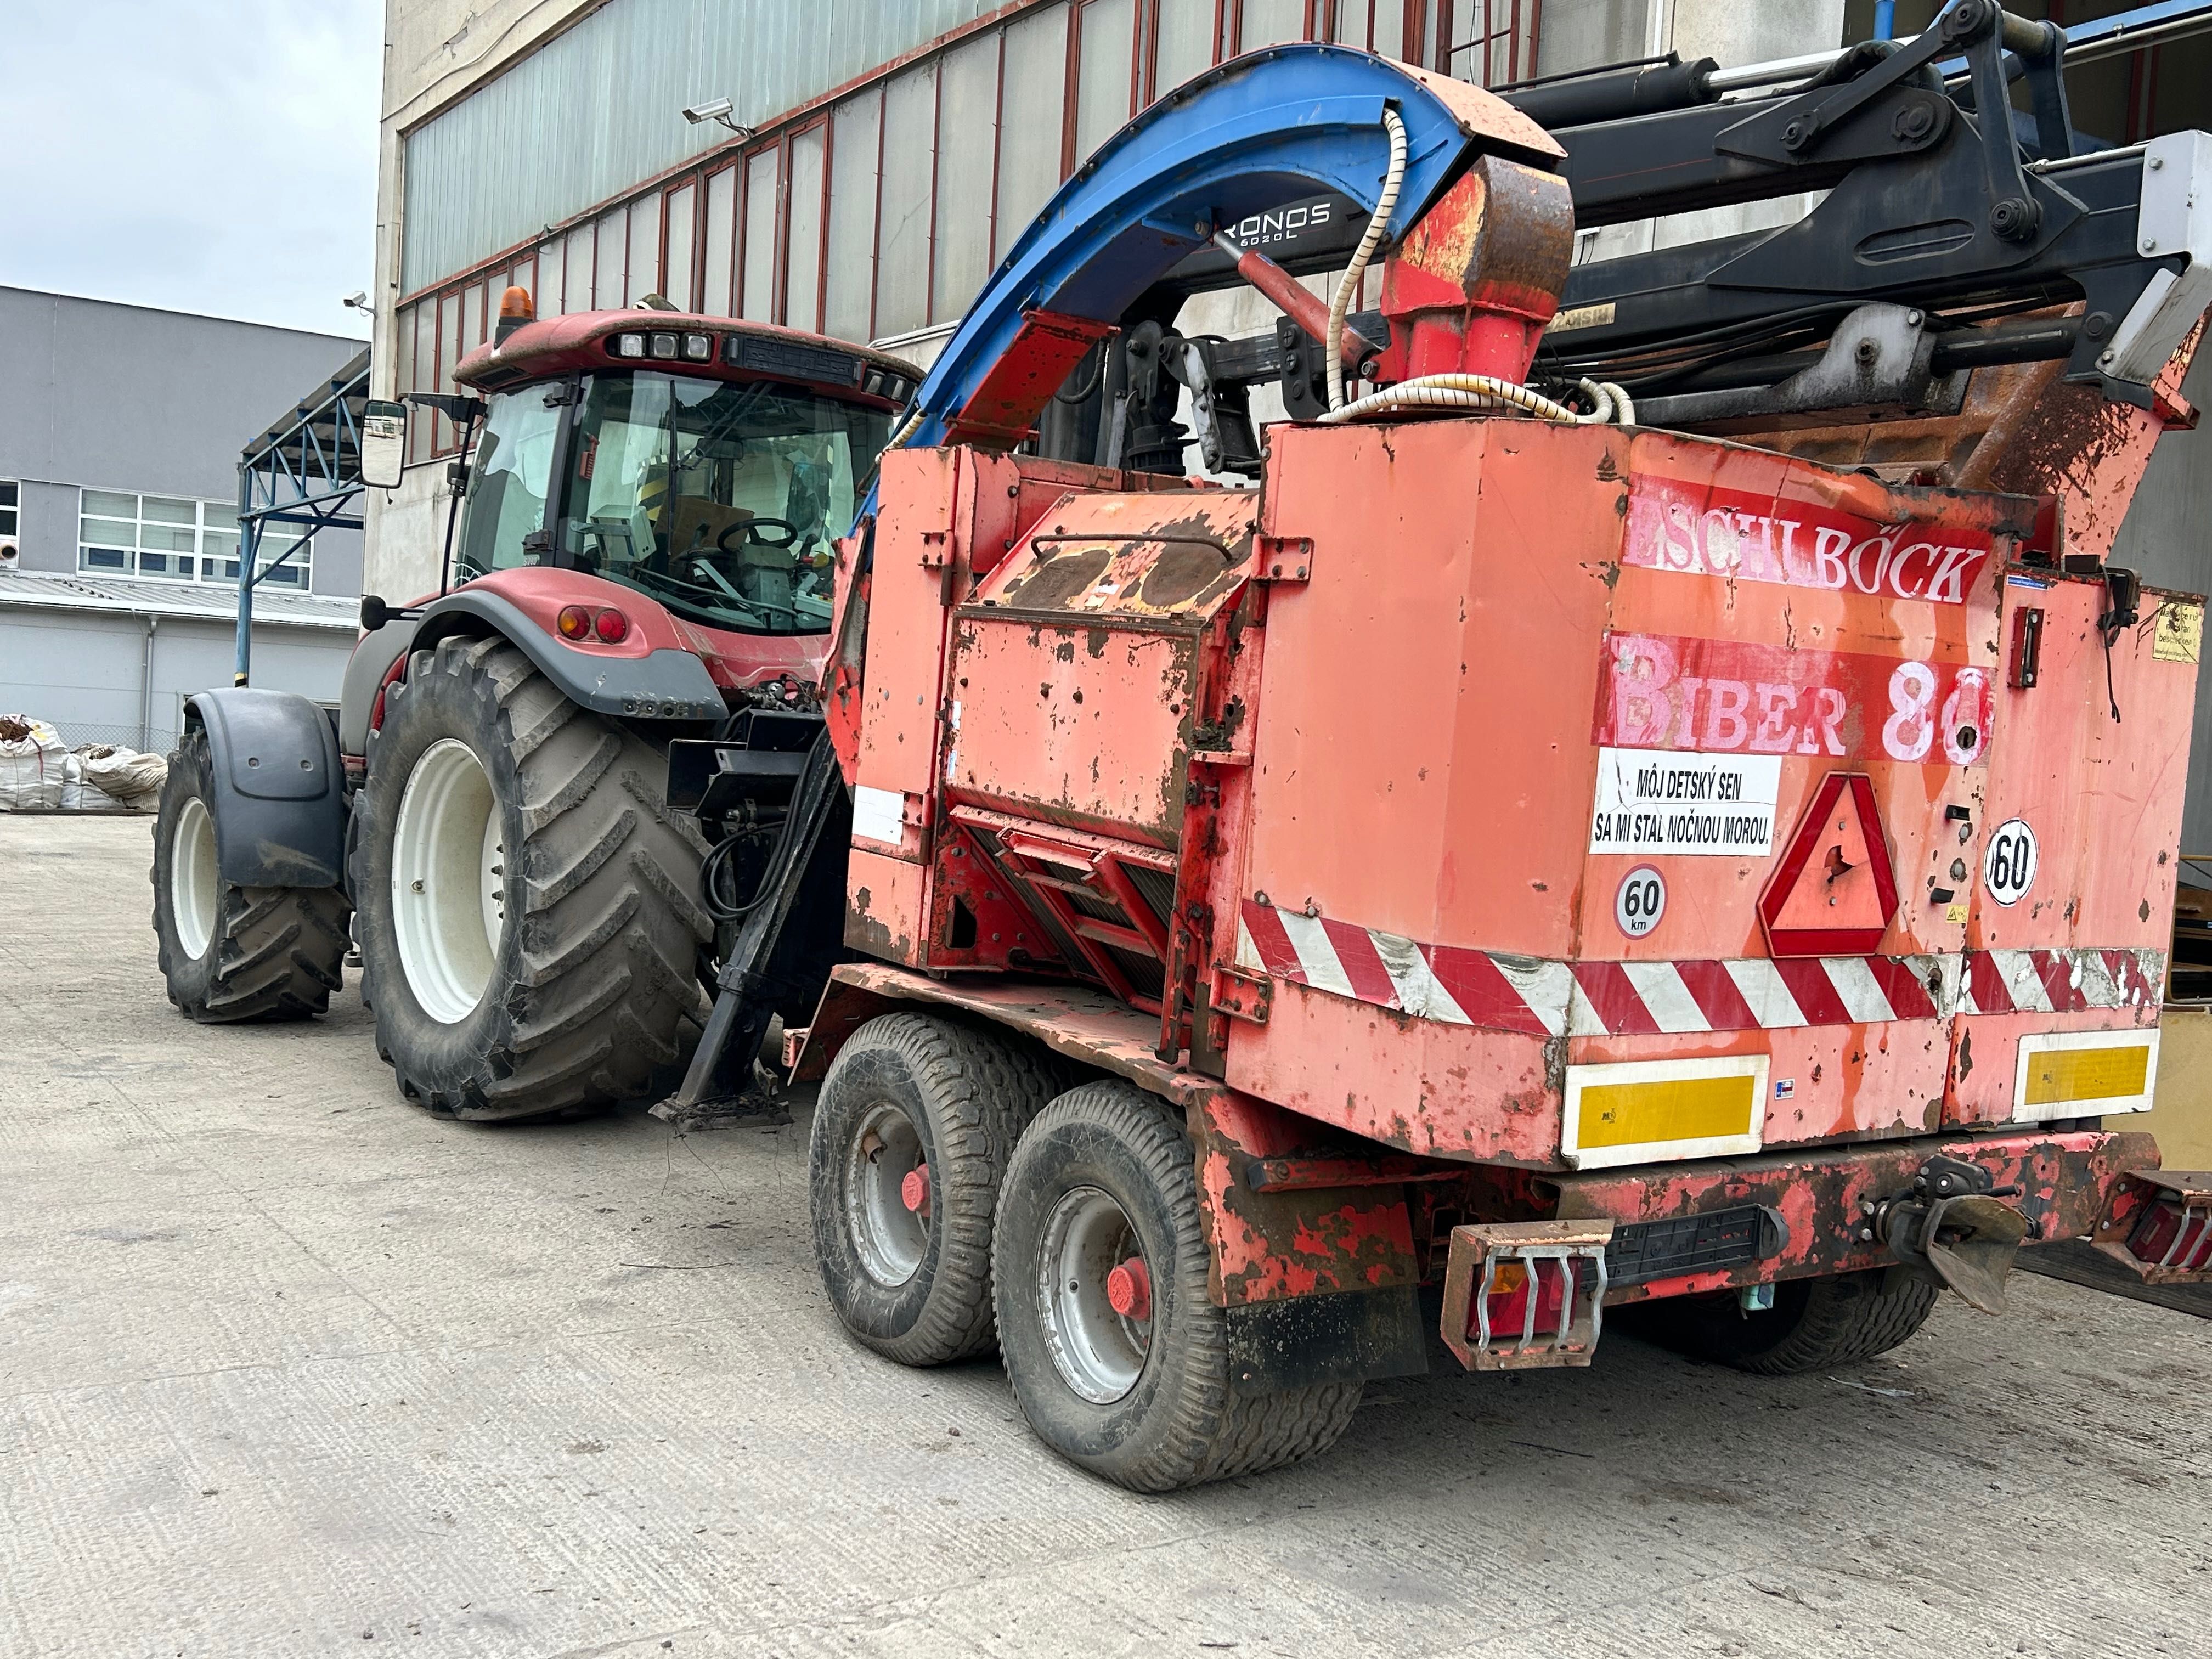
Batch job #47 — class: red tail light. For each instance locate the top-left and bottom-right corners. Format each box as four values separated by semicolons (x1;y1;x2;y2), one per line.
594;607;629;642
556;604;592;639
2128;1199;2212;1273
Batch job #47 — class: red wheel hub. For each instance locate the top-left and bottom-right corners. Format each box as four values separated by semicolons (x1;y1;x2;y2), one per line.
1105;1256;1151;1321
900;1163;930;1214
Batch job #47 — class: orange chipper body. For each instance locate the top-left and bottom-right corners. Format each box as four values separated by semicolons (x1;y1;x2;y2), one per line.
805;94;2208;1371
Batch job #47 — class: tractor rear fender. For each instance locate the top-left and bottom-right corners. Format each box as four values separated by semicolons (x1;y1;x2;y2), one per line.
338;614;418;755
183;688;348;888
409;588;724;723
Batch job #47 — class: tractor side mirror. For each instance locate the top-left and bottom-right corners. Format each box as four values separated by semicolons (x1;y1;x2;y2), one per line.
360;594;391;632
361;399;407;489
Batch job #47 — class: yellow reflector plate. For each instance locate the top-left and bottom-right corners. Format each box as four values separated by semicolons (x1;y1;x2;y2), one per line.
1578;1075;1758;1149
2021;1041;2151;1107
1562;1056;1768;1169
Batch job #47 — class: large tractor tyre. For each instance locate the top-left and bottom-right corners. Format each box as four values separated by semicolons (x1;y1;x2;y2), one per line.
809;1012;1074;1366
1626;1269;1940;1376
992;1081;1362;1492
352;634;713;1121
151;727;351;1022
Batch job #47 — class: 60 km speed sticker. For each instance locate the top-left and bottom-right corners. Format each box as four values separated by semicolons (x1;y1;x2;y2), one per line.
1984;817;2039;907
1615;866;1668;938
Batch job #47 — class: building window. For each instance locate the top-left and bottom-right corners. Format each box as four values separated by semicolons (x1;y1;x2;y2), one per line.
77;489;310;588
0;479;19;541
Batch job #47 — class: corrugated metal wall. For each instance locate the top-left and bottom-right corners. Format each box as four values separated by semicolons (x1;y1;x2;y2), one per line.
400;0;997;293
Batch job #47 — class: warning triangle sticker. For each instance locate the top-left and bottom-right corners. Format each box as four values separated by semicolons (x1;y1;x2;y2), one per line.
1759;774;1899;957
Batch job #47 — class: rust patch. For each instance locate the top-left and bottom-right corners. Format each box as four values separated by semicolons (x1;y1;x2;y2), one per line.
1137;538;1232;607
1004;546;1112;610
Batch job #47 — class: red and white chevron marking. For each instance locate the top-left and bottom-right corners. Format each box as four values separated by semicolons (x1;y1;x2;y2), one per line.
1235;900;2162;1038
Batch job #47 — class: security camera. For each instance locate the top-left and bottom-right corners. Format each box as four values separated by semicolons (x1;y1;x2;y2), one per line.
682;96;753;138
341;290;370;312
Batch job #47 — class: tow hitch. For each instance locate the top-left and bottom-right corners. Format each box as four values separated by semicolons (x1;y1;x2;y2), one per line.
1861;1155;2029;1314
1440;1221;1614;1370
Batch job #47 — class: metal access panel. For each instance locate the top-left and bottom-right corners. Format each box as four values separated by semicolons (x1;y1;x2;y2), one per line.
1944;565;2201;1126
946;490;1259;849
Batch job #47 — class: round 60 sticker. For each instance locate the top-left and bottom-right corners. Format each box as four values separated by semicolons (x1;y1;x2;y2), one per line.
1615;865;1667;937
1984;817;2039;907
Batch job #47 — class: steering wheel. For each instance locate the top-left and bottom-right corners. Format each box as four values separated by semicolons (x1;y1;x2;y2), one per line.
715;517;799;554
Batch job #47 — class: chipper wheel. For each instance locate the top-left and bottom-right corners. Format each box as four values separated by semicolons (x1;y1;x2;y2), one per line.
992;1081;1363;1492
352;635;713;1121
1625;1269;1940;1375
151;727;351;1022
809;1012;1073;1365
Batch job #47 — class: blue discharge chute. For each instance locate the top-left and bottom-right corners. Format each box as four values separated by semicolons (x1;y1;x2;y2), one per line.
866;43;1558;489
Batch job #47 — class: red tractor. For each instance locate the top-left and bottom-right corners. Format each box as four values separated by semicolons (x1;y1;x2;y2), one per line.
151;298;919;1119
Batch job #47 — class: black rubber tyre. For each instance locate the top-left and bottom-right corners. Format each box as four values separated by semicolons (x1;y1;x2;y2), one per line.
353;634;713;1121
992;1081;1362;1492
809;1012;1073;1365
151;727;350;1022
1628;1269;1940;1375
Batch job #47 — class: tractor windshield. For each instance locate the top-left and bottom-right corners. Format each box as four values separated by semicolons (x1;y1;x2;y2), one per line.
455;370;887;635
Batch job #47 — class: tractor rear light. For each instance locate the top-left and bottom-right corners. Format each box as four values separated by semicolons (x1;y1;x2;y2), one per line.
612;332;645;359
682;333;712;362
556;604;592;639
592;607;629;643
650;332;678;360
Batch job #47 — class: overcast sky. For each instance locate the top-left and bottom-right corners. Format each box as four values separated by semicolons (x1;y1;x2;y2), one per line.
0;1;381;338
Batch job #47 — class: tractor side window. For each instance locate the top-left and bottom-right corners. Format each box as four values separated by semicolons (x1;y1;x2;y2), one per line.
454;391;558;579
558;369;886;636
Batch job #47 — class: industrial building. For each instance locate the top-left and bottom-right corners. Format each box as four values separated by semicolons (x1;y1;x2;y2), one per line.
0;286;365;753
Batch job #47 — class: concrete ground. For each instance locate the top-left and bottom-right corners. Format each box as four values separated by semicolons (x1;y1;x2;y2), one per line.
3;814;2208;1659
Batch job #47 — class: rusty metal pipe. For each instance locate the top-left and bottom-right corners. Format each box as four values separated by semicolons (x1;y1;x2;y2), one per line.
1211;230;1369;368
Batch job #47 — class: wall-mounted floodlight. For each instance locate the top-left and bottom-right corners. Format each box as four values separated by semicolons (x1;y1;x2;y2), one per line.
682;96;754;139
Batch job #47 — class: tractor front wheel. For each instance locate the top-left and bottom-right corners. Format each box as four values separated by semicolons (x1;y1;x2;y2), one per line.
151;727;349;1022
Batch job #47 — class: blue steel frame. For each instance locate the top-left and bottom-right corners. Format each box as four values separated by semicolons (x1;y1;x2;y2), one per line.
232;352;371;685
871;43;1533;495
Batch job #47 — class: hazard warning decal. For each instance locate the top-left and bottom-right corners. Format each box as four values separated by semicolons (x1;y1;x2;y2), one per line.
1759;773;1900;957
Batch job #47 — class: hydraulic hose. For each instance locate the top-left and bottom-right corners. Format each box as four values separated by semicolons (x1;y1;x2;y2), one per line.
1328;106;1408;413
1317;374;1635;426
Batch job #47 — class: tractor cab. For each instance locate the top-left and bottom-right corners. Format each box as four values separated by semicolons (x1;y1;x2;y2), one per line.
446;296;918;639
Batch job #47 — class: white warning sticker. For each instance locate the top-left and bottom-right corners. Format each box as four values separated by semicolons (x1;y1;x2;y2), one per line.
1589;747;1781;857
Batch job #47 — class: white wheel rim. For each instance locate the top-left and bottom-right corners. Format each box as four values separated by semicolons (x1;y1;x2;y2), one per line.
845;1101;928;1286
171;795;219;960
1037;1187;1151;1404
391;738;504;1024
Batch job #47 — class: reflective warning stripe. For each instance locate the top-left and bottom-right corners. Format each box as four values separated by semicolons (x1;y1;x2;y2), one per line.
1235;901;2162;1037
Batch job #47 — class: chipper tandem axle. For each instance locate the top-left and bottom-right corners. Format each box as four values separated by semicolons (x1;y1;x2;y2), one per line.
156;5;2212;1489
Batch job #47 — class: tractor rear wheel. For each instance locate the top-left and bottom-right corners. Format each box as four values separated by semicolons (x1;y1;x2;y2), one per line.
352;634;713;1121
151;727;350;1022
1626;1269;1939;1375
992;1081;1363;1491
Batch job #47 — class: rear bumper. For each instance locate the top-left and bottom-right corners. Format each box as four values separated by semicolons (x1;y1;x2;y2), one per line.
1539;1127;2164;1304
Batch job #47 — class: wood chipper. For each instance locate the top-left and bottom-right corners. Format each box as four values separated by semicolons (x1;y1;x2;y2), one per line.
701;8;2209;1490
146;4;2212;1493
